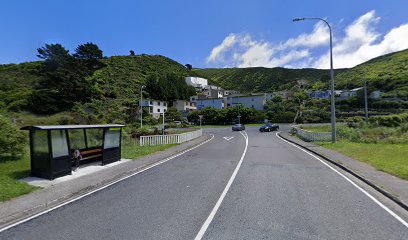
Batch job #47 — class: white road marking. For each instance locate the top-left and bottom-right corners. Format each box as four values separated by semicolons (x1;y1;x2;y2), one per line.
0;135;215;233
195;131;249;240
276;132;408;228
223;136;234;141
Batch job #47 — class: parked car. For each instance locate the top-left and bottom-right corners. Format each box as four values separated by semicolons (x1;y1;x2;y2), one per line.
232;123;245;131
259;123;279;132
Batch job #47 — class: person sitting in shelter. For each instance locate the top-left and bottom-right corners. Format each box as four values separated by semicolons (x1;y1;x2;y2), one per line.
72;149;82;171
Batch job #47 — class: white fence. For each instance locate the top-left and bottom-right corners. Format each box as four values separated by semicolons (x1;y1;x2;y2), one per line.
139;129;203;146
291;126;331;142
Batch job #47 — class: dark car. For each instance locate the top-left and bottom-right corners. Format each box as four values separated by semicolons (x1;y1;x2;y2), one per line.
259;123;279;132
232;123;245;131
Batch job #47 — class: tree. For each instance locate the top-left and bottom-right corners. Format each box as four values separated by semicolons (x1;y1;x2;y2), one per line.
74;42;103;60
0;114;27;158
165;107;182;122
185;64;192;70
31;43;104;113
130;50;135;55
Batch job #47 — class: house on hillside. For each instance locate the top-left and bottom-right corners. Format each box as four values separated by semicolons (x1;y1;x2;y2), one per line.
225;93;274;110
196;98;224;110
173;100;196;118
308;90;331;99
140;99;168;118
173;100;196;112
185;77;208;88
338;87;363;100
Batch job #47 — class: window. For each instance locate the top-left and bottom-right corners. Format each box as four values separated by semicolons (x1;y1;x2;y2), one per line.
164;109;167;112
86;129;103;148
149;101;153;105
51;130;68;158
104;128;120;149
157;108;161;112
158;102;161;106
69;129;86;149
149;106;153;113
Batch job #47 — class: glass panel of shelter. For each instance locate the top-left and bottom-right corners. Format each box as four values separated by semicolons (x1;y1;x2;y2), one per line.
104;128;121;149
51;130;69;158
86;129;104;148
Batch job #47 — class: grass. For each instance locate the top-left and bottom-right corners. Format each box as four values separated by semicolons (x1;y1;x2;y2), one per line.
190;123;264;129
298;123;408;180
121;141;176;159
318;141;408;180
0;150;39;202
0;139;178;202
300;124;331;132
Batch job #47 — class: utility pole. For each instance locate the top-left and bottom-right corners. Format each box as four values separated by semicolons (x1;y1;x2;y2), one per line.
364;81;369;123
140;85;145;128
237;95;241;124
162;112;165;135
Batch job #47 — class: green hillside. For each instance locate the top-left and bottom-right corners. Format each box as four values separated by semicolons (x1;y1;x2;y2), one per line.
335;50;408;97
1;49;408;125
195;49;408;97
194;67;332;92
0;54;197;114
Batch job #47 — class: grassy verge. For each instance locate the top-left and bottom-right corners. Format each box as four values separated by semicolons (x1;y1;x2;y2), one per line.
299;124;408;180
0;141;177;202
121;142;176;159
190;125;229;129
318;141;408;180
0;151;39;202
301;124;331;132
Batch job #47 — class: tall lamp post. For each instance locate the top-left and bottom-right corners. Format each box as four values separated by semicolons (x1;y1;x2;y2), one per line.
293;17;336;143
140;85;145;128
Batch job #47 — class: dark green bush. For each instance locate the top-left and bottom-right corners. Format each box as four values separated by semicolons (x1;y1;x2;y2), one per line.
345;116;365;128
0;114;27;157
369;113;408;127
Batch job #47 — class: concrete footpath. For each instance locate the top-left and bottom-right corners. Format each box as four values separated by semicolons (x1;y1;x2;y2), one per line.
279;132;408;209
0;134;211;230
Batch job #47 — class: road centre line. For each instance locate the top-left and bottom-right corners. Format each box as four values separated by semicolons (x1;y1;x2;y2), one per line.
0;134;215;234
276;132;408;228
194;131;249;240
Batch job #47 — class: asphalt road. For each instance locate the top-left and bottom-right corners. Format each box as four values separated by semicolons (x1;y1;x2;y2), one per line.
1;127;408;239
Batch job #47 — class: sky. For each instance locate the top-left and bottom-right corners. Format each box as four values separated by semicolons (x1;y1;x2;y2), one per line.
1;0;408;69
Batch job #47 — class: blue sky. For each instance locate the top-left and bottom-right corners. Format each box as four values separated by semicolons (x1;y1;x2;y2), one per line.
1;0;408;69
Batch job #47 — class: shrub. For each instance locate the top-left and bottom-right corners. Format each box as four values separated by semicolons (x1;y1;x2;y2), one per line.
345;116;365;128
369;112;408;127
0;114;27;157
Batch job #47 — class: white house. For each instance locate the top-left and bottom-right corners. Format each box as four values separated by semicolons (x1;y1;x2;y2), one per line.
185;77;208;88
140;99;168;118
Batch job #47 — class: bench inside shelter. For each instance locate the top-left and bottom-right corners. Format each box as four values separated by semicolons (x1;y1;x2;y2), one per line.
21;124;125;180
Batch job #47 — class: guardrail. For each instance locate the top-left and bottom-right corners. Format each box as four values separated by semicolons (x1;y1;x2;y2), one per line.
291;126;331;142
139;129;203;146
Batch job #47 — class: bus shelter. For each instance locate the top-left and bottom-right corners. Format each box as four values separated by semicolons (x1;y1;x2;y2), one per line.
21;124;125;180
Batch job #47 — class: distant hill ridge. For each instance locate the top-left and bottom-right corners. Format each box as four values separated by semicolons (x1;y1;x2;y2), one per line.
1;49;407;113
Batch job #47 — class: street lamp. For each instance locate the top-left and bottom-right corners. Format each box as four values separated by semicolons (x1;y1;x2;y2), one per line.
237;95;241;124
293;17;336;143
140;85;145;128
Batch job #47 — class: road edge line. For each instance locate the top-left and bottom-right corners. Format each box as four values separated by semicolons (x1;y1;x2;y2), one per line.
276;132;408;228
0;134;215;234
194;131;249;240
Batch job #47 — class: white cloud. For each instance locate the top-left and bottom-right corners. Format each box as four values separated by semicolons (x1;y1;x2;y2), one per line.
206;33;237;63
282;21;329;49
206;10;408;69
